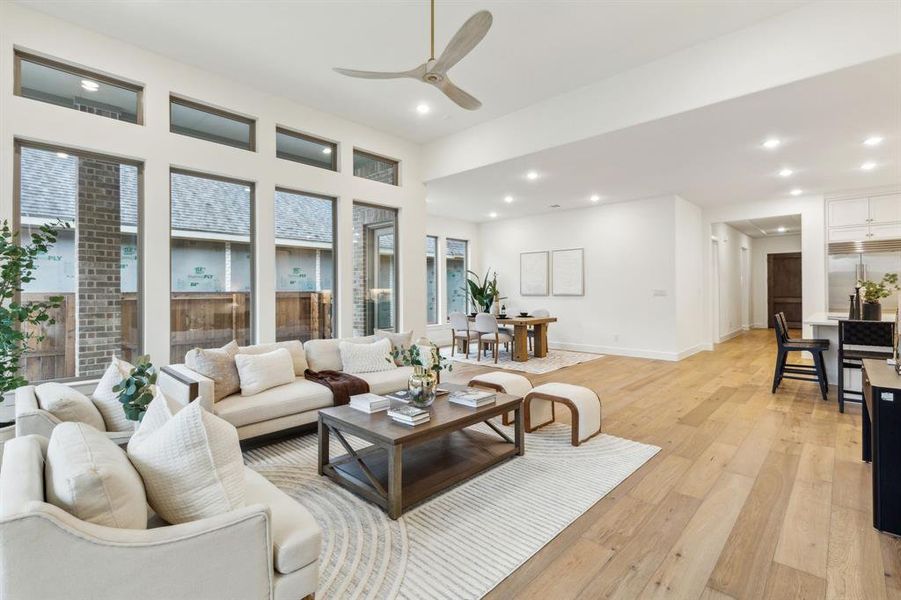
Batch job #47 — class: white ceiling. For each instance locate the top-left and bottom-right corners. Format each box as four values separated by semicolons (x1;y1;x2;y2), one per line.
727;215;802;238
425;55;901;222
17;0;805;144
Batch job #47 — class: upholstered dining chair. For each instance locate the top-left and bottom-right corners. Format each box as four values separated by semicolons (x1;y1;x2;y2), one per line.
449;311;479;358
474;313;513;364
528;308;550;352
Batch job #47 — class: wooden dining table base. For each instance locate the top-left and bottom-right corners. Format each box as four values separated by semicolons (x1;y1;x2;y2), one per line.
512;323;549;361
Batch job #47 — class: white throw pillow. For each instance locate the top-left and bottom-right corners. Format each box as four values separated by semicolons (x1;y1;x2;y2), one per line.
127;386;182;453
375;330;414;365
92;356;135;432
46;422;148;529
238;340;308;376
127;401;245;525
234;348;295;396
339;338;396;375
35;382;106;431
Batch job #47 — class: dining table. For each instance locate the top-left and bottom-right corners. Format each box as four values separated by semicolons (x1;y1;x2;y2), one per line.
467;314;558;362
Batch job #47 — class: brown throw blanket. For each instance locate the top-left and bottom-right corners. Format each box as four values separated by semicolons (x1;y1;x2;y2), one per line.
304;369;370;406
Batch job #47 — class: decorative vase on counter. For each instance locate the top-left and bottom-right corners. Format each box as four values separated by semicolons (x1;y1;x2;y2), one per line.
849;294;858;320
862;301;883;321
407;365;437;408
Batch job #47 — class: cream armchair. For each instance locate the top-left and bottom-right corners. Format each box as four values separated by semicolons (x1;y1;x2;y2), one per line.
0;435;320;600
14;385;132;445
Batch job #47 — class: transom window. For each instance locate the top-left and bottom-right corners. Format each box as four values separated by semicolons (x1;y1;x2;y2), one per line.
276;128;337;171
353;149;398;186
170;96;255;151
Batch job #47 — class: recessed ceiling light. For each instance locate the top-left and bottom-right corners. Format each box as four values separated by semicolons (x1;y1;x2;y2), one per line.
777;226;786;233
590;194;600;202
861;161;877;171
80;79;99;92
864;136;884;146
243;187;251;192
416;103;430;115
322;147;332;155
488;212;498;218
56;152;69;159
779;168;793;177
504;195;513;203
762;138;781;149
526;171;539;180
790;188;802;196
549;204;561;208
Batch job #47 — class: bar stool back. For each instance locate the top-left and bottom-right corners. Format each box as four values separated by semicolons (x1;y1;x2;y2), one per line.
838;319;895;413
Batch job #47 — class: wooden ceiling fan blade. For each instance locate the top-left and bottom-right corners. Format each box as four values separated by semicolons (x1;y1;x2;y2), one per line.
436;78;482;110
431;10;492;75
333;66;421;80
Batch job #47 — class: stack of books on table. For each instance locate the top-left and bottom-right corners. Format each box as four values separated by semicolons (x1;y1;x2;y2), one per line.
349;393;389;414
448;388;496;408
387;405;430;427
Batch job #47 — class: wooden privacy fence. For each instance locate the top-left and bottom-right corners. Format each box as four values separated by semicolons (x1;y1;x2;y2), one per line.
20;291;332;382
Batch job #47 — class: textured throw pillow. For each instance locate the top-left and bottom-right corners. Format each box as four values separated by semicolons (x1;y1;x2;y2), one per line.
192;341;240;401
375;330;413;365
35;382;106;431
127;401;245;525
238;340;307;376
127;386;183;453
304;339;342;372
91;356;134;432
339;338;396;375
234;348;295;396
46;422;148;529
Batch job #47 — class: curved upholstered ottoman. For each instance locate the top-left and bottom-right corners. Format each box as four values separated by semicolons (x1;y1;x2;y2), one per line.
468;372;553;427
524;383;602;446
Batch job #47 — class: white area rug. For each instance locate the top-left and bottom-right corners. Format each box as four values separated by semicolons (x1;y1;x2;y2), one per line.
442;347;604;374
245;422;659;600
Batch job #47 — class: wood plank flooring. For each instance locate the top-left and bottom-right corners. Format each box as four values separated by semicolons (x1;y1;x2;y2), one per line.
442;329;898;600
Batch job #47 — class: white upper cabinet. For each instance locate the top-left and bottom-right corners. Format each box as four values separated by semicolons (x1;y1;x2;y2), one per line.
828;197;870;227
868;193;901;225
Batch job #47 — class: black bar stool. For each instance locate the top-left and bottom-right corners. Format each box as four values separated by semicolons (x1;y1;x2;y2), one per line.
838;319;895;413
771;312;830;400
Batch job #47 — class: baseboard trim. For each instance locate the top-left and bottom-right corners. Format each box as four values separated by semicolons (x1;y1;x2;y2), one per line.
718;328;742;343
548;341;708;362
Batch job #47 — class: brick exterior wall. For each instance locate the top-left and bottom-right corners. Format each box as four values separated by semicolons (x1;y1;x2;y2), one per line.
353;205;396;336
77;158;122;378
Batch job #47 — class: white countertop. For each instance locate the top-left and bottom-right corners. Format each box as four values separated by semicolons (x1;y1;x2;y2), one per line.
805;312;897;327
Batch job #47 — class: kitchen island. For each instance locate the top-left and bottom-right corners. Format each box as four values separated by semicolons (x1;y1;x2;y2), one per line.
803;312;895;386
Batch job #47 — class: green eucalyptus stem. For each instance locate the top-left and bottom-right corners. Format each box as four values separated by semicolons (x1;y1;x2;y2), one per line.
113;355;157;421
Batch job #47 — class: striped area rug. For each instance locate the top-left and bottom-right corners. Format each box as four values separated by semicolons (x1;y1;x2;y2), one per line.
245;423;659;599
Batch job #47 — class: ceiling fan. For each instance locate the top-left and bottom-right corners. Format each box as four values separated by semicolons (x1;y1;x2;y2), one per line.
333;0;492;110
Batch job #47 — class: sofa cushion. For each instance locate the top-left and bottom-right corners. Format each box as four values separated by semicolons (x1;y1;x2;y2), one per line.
375;330;413;365
339;338;396;375
127;386;182;452
46;422;148;529
35;382;106;431
304;336;377;372
238;340;307;376
235;348;296;396
244;468;321;574
354;366;414;395
192;341;240;401
91;356;134;432
214;378;333;428
128;401;245;524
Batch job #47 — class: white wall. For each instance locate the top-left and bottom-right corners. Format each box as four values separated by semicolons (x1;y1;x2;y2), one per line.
0;3;428;370
425;215;480;345
674;197;705;355
710;222;752;341
750;234;802;328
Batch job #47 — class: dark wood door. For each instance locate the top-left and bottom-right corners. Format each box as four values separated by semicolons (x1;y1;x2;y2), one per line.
768;252;802;328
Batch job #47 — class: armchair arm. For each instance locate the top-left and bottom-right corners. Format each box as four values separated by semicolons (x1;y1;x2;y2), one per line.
15;386;61;439
159;364;214;412
0;502;274;600
0;435;46;518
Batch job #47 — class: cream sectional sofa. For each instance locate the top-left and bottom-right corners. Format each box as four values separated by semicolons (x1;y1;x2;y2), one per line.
159;336;414;441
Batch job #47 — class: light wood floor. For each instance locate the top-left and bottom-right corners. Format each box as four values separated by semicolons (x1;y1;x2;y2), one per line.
443;329;900;600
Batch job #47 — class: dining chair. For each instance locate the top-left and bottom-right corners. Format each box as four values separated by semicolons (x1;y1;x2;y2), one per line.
528;308;550;352
771;312;830;400
449;311;479;358
838;319;895;412
474;313;513;364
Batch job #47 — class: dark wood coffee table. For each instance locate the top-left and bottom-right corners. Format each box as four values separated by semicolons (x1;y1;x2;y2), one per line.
317;383;524;519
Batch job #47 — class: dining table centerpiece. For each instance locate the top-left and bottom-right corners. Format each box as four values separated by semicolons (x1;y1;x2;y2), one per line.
389;340;452;408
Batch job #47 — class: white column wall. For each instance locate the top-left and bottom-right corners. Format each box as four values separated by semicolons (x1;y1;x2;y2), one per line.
0;3;428;370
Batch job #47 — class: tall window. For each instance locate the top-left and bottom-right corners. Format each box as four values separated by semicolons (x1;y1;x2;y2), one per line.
15;51;142;124
16;143;142;382
275;189;336;342
170;171;253;362
426;236;438;324
447;238;468;316
353;149;398;186
353;203;397;336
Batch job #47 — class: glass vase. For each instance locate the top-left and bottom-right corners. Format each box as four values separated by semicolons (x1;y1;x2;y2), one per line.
408;366;437;408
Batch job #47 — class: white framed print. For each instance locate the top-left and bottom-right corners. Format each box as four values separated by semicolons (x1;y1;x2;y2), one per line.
552;248;584;296
520;251;549;296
